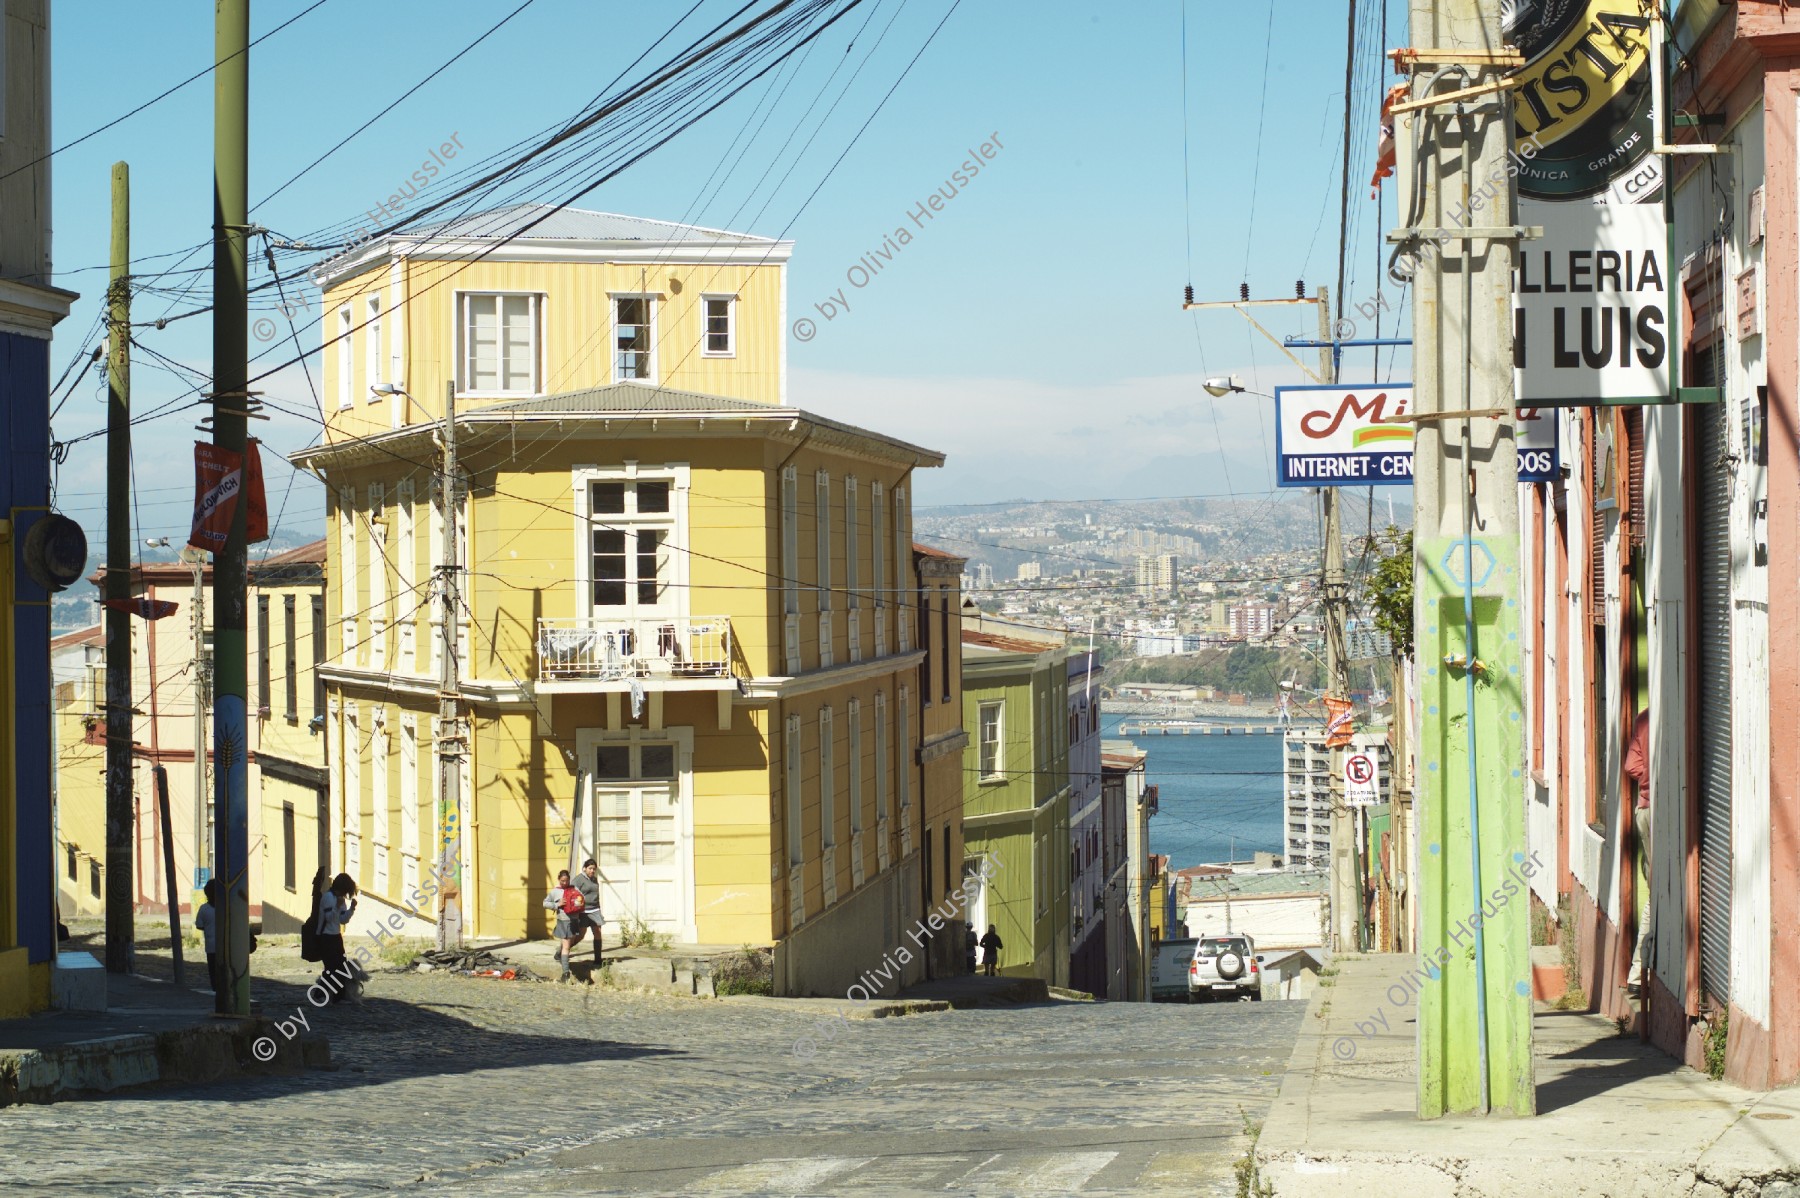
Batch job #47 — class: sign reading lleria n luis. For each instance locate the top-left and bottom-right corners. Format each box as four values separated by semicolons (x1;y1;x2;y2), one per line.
1509;0;1668;405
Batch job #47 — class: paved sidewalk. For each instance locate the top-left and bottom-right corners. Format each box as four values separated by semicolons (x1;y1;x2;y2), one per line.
1257;954;1800;1197
0;969;324;1104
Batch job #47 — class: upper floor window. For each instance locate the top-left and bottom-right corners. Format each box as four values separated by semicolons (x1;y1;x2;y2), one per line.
978;701;1004;780
614;295;656;382
366;295;384;397
589;478;673;611
336;306;353;410
702;295;735;357
460;292;541;395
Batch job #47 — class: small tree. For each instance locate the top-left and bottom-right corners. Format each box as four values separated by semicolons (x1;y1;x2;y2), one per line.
1364;527;1414;658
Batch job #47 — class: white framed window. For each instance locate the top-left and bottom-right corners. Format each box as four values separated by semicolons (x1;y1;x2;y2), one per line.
366;295;384;397
338;488;358;659
702;294;735;357
367;484;388;669
874;692;889;823
979;701;1005;780
848;698;864;835
458;291;541;395
780;465;800;673
898;686;912;820
345;704;362;875
845;477;860;610
871;481;886;655
336;306;353;410
400;716;419;894
373;723;390;892
573;466;689;617
612;294;657;383
894;485;910;652
396;480;417;672
820;706;836;848
785;714;803;867
815;471;832;612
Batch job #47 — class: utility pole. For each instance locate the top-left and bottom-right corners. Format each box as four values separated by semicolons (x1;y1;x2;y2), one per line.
435;380;466;950
1314;289;1360;957
104;160;133;975
211;0;251;1016
1402;0;1531;1117
181;546;208;888
1177;285;1358;949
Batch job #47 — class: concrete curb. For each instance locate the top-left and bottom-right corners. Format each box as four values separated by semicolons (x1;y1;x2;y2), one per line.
0;1018;330;1106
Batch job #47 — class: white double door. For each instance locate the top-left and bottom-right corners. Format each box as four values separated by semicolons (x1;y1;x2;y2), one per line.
574;731;691;937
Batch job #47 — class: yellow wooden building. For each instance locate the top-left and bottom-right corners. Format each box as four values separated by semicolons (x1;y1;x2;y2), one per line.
250;541;331;932
294;204;965;995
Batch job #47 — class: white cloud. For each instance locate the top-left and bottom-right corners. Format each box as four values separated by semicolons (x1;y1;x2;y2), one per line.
789;364;1312;505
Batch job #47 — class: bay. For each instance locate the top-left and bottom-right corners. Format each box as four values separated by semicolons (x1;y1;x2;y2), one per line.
1101;710;1286;873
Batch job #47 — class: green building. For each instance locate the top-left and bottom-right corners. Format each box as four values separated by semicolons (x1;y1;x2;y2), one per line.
960;621;1070;987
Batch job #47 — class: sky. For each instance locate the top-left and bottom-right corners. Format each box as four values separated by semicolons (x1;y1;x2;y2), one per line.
43;0;1411;550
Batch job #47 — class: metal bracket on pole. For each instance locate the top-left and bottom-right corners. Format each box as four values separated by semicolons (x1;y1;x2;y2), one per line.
1388;73;1524;116
1387;226;1543;243
1388;47;1525;71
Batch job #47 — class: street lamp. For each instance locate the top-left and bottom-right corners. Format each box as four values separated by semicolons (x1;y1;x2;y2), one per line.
1202;376;1244;398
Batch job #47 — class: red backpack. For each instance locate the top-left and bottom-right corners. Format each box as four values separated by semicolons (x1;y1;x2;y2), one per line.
561;886;586;916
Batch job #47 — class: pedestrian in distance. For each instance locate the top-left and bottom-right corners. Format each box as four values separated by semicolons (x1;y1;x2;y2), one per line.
317;873;360;1004
964;923;978;975
1624;707;1653;995
979;924;1004;976
574;858;606;968
196;878;225;1012
545;869;587;980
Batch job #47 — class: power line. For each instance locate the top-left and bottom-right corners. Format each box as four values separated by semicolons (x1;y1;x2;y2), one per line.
0;0;334;183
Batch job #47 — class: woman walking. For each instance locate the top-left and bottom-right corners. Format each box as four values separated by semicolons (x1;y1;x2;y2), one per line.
317;873;360;1003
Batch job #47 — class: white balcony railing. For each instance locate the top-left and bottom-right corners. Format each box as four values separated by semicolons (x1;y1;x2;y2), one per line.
536;615;734;685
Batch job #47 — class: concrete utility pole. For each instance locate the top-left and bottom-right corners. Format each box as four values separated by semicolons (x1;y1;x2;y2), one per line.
1314;290;1359;956
1403;0;1531;1117
211;0;252;1016
1177;286;1359;949
435;380;466;950
181;545;208;886
104;160;132;974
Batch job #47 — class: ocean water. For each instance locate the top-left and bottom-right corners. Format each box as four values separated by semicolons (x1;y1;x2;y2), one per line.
1101;711;1285;873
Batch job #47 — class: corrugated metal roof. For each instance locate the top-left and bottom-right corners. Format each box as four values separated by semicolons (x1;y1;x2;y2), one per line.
405;203;776;245
471;384;773;416
1184;870;1329;898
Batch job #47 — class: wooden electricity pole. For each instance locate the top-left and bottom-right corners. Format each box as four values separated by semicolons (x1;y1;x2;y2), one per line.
104;161;133;974
435;380;466;950
211;0;252;1015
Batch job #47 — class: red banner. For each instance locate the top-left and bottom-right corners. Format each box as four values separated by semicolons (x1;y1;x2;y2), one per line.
1324;696;1355;748
189;440;270;550
246;439;269;544
101;597;179;621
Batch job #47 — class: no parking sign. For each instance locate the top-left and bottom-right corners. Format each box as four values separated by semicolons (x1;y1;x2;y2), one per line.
1344;752;1380;807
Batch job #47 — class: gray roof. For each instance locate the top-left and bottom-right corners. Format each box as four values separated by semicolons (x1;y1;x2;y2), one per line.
1184;870;1329;898
471;384;774;416
405;203;776;245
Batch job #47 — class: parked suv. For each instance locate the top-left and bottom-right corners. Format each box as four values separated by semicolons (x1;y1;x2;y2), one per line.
1188;934;1263;1002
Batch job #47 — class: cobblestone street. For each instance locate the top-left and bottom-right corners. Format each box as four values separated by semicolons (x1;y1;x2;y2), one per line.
3;946;1302;1196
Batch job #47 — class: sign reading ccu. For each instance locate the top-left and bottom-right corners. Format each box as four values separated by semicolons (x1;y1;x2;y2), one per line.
1509;0;1667;405
1275;385;1561;488
1281;383;1562;485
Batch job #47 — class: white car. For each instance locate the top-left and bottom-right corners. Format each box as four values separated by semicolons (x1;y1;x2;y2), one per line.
1188;933;1263;1002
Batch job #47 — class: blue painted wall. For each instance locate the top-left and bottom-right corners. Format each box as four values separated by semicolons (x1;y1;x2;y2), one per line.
2;328;55;965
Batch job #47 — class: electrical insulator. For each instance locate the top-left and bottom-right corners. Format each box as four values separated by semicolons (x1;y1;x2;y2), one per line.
1239;282;1250;302
1295;279;1306;298
1184;284;1194;305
